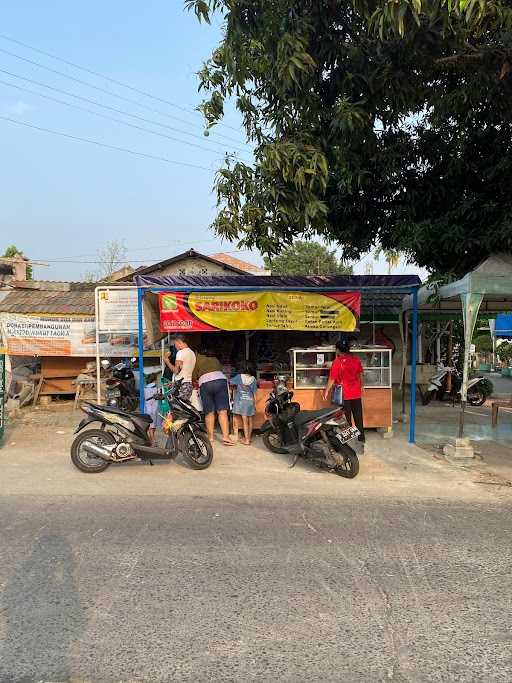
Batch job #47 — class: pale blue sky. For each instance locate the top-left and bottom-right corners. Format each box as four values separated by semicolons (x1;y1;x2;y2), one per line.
0;1;424;281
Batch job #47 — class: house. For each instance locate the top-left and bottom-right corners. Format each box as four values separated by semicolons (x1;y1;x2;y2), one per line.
0;255;30;286
119;248;268;280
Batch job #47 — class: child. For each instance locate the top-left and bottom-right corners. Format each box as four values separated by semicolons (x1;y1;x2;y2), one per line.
230;361;257;445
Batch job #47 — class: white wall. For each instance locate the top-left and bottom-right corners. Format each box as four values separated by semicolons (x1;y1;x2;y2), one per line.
154;257;233;277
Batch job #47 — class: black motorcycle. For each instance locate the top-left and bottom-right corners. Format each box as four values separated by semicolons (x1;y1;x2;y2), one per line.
70;381;212;473
103;358;138;412
259;378;360;478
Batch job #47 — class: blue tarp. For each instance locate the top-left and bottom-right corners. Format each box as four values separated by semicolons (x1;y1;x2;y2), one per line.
496;313;512;338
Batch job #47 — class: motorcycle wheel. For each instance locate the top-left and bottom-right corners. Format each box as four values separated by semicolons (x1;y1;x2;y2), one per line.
422;390;434;406
334;444;359;479
70;429;113;473
181;430;213;470
262;430;288;454
468;390;486;407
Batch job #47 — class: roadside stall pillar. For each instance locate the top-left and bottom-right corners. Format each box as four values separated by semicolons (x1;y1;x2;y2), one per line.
409;287;418;443
137;287;146;413
458;292;484;438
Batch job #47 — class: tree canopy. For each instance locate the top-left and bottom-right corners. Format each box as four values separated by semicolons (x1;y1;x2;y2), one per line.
186;0;512;278
264;240;353;275
2;245;32;279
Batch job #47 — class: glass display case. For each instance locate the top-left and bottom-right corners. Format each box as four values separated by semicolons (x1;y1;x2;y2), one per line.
289;346;392;389
289;347;337;389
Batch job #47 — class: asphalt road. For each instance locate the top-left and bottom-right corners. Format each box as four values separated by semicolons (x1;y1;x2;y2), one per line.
1;494;511;683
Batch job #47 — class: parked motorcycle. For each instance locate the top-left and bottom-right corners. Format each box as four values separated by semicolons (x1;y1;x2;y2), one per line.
422;364;487;406
259;377;360;478
70;380;213;473
102;358;138;412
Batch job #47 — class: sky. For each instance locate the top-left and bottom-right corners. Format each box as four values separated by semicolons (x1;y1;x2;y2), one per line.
0;1;426;281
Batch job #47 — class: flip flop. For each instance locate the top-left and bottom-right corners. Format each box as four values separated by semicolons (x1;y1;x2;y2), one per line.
222;439;235;446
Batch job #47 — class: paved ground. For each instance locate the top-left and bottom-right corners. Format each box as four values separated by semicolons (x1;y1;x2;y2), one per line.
483;371;512;397
0;407;511;682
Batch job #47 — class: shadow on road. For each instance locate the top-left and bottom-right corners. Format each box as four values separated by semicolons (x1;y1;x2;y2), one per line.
0;534;85;683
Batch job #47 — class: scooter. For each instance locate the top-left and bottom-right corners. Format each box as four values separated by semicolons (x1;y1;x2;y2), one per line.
259;377;360;478
422;364;487;406
70;380;213;473
102;358;138;411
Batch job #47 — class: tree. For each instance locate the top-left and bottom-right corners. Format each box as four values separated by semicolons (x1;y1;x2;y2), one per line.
374;247;401;275
2;245;32;279
186;0;512;277
83;240;128;282
473;334;493;353
497;341;512;365
264;241;353;275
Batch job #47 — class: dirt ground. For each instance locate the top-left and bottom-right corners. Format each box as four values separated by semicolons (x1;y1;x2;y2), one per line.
1;401;510;500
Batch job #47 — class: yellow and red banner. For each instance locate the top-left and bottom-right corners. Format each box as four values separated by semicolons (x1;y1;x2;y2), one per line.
159;291;360;333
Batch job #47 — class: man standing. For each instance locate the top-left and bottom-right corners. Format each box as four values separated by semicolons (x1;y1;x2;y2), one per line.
164;333;196;401
323;338;365;443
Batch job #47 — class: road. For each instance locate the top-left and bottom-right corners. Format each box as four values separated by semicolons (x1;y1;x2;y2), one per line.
0;410;511;682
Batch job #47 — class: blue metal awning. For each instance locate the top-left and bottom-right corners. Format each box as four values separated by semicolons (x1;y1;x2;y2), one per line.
496;313;512;338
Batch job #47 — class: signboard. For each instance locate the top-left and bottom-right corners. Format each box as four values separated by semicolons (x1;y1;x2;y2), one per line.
159;290;360;333
0;314;141;357
98;287;139;333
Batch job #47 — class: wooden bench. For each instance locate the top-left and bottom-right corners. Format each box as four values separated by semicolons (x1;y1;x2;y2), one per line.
491;398;512;427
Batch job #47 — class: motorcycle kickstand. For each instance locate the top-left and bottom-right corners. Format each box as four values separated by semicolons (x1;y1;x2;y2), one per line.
289;454;300;468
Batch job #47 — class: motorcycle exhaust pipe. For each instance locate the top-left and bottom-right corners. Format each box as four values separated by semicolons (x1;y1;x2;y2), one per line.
82;441;114;461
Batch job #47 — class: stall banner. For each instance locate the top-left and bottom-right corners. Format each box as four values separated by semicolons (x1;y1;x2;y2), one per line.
0;313;140;357
159;291;360;332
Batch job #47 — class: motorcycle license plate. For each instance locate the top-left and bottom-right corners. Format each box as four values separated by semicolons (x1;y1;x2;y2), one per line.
338;426;359;442
107;389;121;397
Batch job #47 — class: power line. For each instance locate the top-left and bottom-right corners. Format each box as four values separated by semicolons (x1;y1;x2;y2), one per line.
0;78;241;160
0;33;244;137
0;67;250;157
0;44;246;146
0;114;214;171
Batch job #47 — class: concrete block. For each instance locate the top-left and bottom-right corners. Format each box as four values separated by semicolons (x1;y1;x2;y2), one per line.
443;437;475;461
377;427;394;439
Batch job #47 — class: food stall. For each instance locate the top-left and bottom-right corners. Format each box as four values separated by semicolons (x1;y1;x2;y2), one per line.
288;345;393;429
133;273;421;438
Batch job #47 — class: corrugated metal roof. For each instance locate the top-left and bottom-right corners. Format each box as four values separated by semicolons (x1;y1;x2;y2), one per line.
209;252;268;274
0;288;94;315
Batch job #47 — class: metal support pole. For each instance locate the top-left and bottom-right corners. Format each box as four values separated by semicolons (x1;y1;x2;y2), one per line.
400;311;408;420
137;287;145;413
94;287;102;404
409;288;418;443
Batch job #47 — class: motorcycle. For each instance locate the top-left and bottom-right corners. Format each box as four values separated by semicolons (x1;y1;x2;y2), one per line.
422;364;487;406
70;380;213;473
102;358;138;412
259;377;360;478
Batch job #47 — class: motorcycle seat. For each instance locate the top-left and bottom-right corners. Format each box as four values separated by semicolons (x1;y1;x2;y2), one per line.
85;402;153;422
293;407;340;426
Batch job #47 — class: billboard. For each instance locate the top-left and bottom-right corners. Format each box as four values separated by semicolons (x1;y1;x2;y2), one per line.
0;314;141;357
159;290;360;333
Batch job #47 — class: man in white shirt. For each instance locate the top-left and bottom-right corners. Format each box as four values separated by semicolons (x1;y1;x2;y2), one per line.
164;333;196;400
